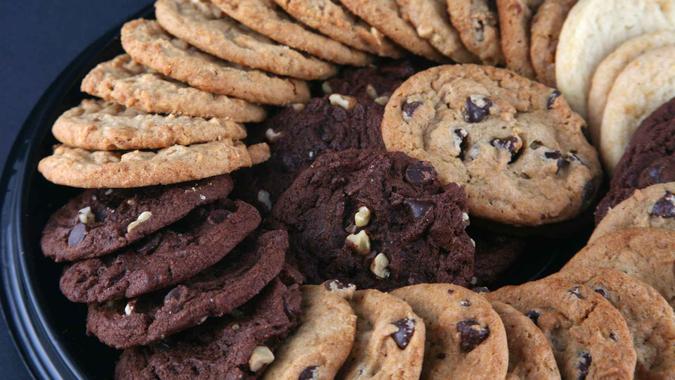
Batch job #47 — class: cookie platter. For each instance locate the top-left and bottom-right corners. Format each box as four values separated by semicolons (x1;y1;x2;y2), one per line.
0;1;673;379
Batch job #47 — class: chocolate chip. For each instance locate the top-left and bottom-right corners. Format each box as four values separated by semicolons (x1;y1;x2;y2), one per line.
526;310;540;325
544;150;572;173
582;180;597;208
650;191;674;218
67;223;87;246
448;289;455;294
405;162;435;185
207;209;230;224
464;95;492;123
577;352;592;380
491;136;522;163
456;319;490;352
298;366;319;380
529;140;543;150
473;286;490;293
391;318;416;349
436;352;447;360
547;90;561;110
402;100;422;120
609;331;618;342
593;287;608;299
454;128;469;159
323;279;351;291
568;286;584;299
136;234;162;255
404;199;434;219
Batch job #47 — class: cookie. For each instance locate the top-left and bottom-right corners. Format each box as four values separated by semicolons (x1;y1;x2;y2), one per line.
52;99;247;151
155;0;336;80
325;59;419;100
120;19;310;105
391;284;509;379
446;0;504;65
115;277;302;379
87;230;288;348
262;284;357;379
553;268;675;379
490;301;560;380
563;228;675;308
587;31;675;138
590;182;675;242
40;175;233;262
273;149;475;290
339;0;446;61
273;0;404;58
529;0;576;87
211;0;371;67
497;0;543;78
38;140;269;188
81;54;267;123
60;200;260;303
381;64;602;226
599;45;675;172
488;276;637;380
397;0;477;63
555;0;675;118
339;289;425;379
595;99;675;222
472;229;528;287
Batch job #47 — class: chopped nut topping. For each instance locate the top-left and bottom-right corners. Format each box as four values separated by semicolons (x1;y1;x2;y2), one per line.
265;128;283;142
248;346;275;372
354;206;372;227
370;253;390;279
124;302;135;316
329;94;357;110
78;206;95;225
127;211;152;233
462;212;470;225
324;279;356;299
257;190;272;211
199;194;207;201
374;95;389;106
416;24;434;38
321;81;333;94
292;103;305;111
366;84;378;99
346;230;371;255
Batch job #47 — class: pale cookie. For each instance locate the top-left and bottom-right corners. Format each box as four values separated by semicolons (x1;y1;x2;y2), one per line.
263;285;357;380
52;99;246;151
555;0;675;118
120;19;310;105
587;31;675;138
209;0;371;67
391;284;509;380
554;268;675;379
81;54;266;122
397;0;477;63
490;301;560;380
155;0;337;79
563;228;675;309
381;65;602;226
274;0;404;58
530;0;577;87
339;289;425;379
339;0;446;61
38;141;269;188
497;0;543;79
600;45;675;172
590;182;675;242
488;277;637;380
447;0;504;65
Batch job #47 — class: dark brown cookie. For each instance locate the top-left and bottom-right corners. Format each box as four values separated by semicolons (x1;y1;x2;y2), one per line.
41;175;233;262
471;228;527;287
60;200;260;303
325;59;420;100
273;149;475;290
114;277;302;379
87;230;288;348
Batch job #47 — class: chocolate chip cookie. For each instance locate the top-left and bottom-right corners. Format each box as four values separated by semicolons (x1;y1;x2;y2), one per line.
529;0;577;87
391;284;509;379
41;175;233;262
60;200;260;303
488;276;637;380
381;64;602;226
87;230;288;348
447;0;504;65
273;149;475;290
497;0;543;78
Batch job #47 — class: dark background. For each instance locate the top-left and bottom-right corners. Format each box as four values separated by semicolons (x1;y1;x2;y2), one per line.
1;1;152;378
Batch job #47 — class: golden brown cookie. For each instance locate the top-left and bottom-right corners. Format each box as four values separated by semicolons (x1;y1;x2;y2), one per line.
447;0;504;65
529;0;577;87
497;0;543;79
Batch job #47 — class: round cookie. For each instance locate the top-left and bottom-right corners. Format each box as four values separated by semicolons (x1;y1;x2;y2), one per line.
446;0;504;65
553;268;675;379
488;277;637;380
273;0;404;58
381;64;602;226
555;0;675;118
155;0;337;80
529;0;577;87
120;19;310;106
52;99;247;151
496;0;543;79
339;289;426;379
590;182;675;242
210;0;372;67
81;54;267;123
339;0;446;61
490;301;560;380
262;285;357;379
563;228;675;308
391;284;509;379
397;0;477;63
587;31;675;138
599;45;675;172
272;149;475;290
